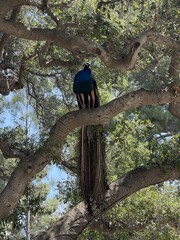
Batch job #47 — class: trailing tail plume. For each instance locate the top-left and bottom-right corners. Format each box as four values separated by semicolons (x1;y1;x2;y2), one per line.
73;64;107;212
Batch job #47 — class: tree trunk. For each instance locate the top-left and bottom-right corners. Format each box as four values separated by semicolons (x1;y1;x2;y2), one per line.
35;164;180;240
26;197;31;240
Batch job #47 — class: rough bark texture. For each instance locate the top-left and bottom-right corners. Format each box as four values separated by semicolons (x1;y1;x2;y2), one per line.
0;1;180;238
0;88;179;220
0;0;179;70
35;165;180;240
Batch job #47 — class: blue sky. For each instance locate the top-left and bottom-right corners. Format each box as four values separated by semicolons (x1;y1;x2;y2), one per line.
46;164;70;198
0;90;73;202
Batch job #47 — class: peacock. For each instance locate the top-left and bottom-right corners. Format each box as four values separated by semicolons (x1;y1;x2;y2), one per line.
73;64;107;212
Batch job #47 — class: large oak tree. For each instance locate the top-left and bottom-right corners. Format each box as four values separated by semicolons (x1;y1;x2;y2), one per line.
0;0;179;239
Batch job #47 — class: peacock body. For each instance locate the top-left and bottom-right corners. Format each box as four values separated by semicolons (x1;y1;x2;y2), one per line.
73;64;107;212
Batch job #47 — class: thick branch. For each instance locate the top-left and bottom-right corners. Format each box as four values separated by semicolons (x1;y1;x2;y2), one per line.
0;0;29;16
0;88;179;219
149;34;180;50
35;164;180;240
0;8;179;70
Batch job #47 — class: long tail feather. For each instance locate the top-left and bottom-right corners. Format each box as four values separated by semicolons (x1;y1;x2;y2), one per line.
79;125;107;212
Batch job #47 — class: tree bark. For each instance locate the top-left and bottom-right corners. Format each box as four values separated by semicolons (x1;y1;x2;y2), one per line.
35;164;180;240
0;0;179;70
0;2;179;236
0;88;179;220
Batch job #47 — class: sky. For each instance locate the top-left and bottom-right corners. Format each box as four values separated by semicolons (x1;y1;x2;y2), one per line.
45;164;70;198
0;90;73;203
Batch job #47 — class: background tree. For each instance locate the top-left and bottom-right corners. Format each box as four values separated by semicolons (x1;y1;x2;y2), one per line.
0;0;180;239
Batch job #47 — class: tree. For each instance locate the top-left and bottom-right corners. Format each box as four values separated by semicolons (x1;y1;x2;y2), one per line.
0;0;179;239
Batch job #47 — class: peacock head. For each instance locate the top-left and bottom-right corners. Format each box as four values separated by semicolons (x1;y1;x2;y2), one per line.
83;63;91;74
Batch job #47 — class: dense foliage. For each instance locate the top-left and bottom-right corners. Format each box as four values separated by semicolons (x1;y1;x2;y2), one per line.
0;0;179;239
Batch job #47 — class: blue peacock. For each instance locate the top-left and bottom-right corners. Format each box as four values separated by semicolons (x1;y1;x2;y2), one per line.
73;64;107;212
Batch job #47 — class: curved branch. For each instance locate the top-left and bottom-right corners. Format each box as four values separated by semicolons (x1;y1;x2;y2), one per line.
0;88;179;219
0;9;179;70
0;0;29;16
149;34;180;50
35;164;180;240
